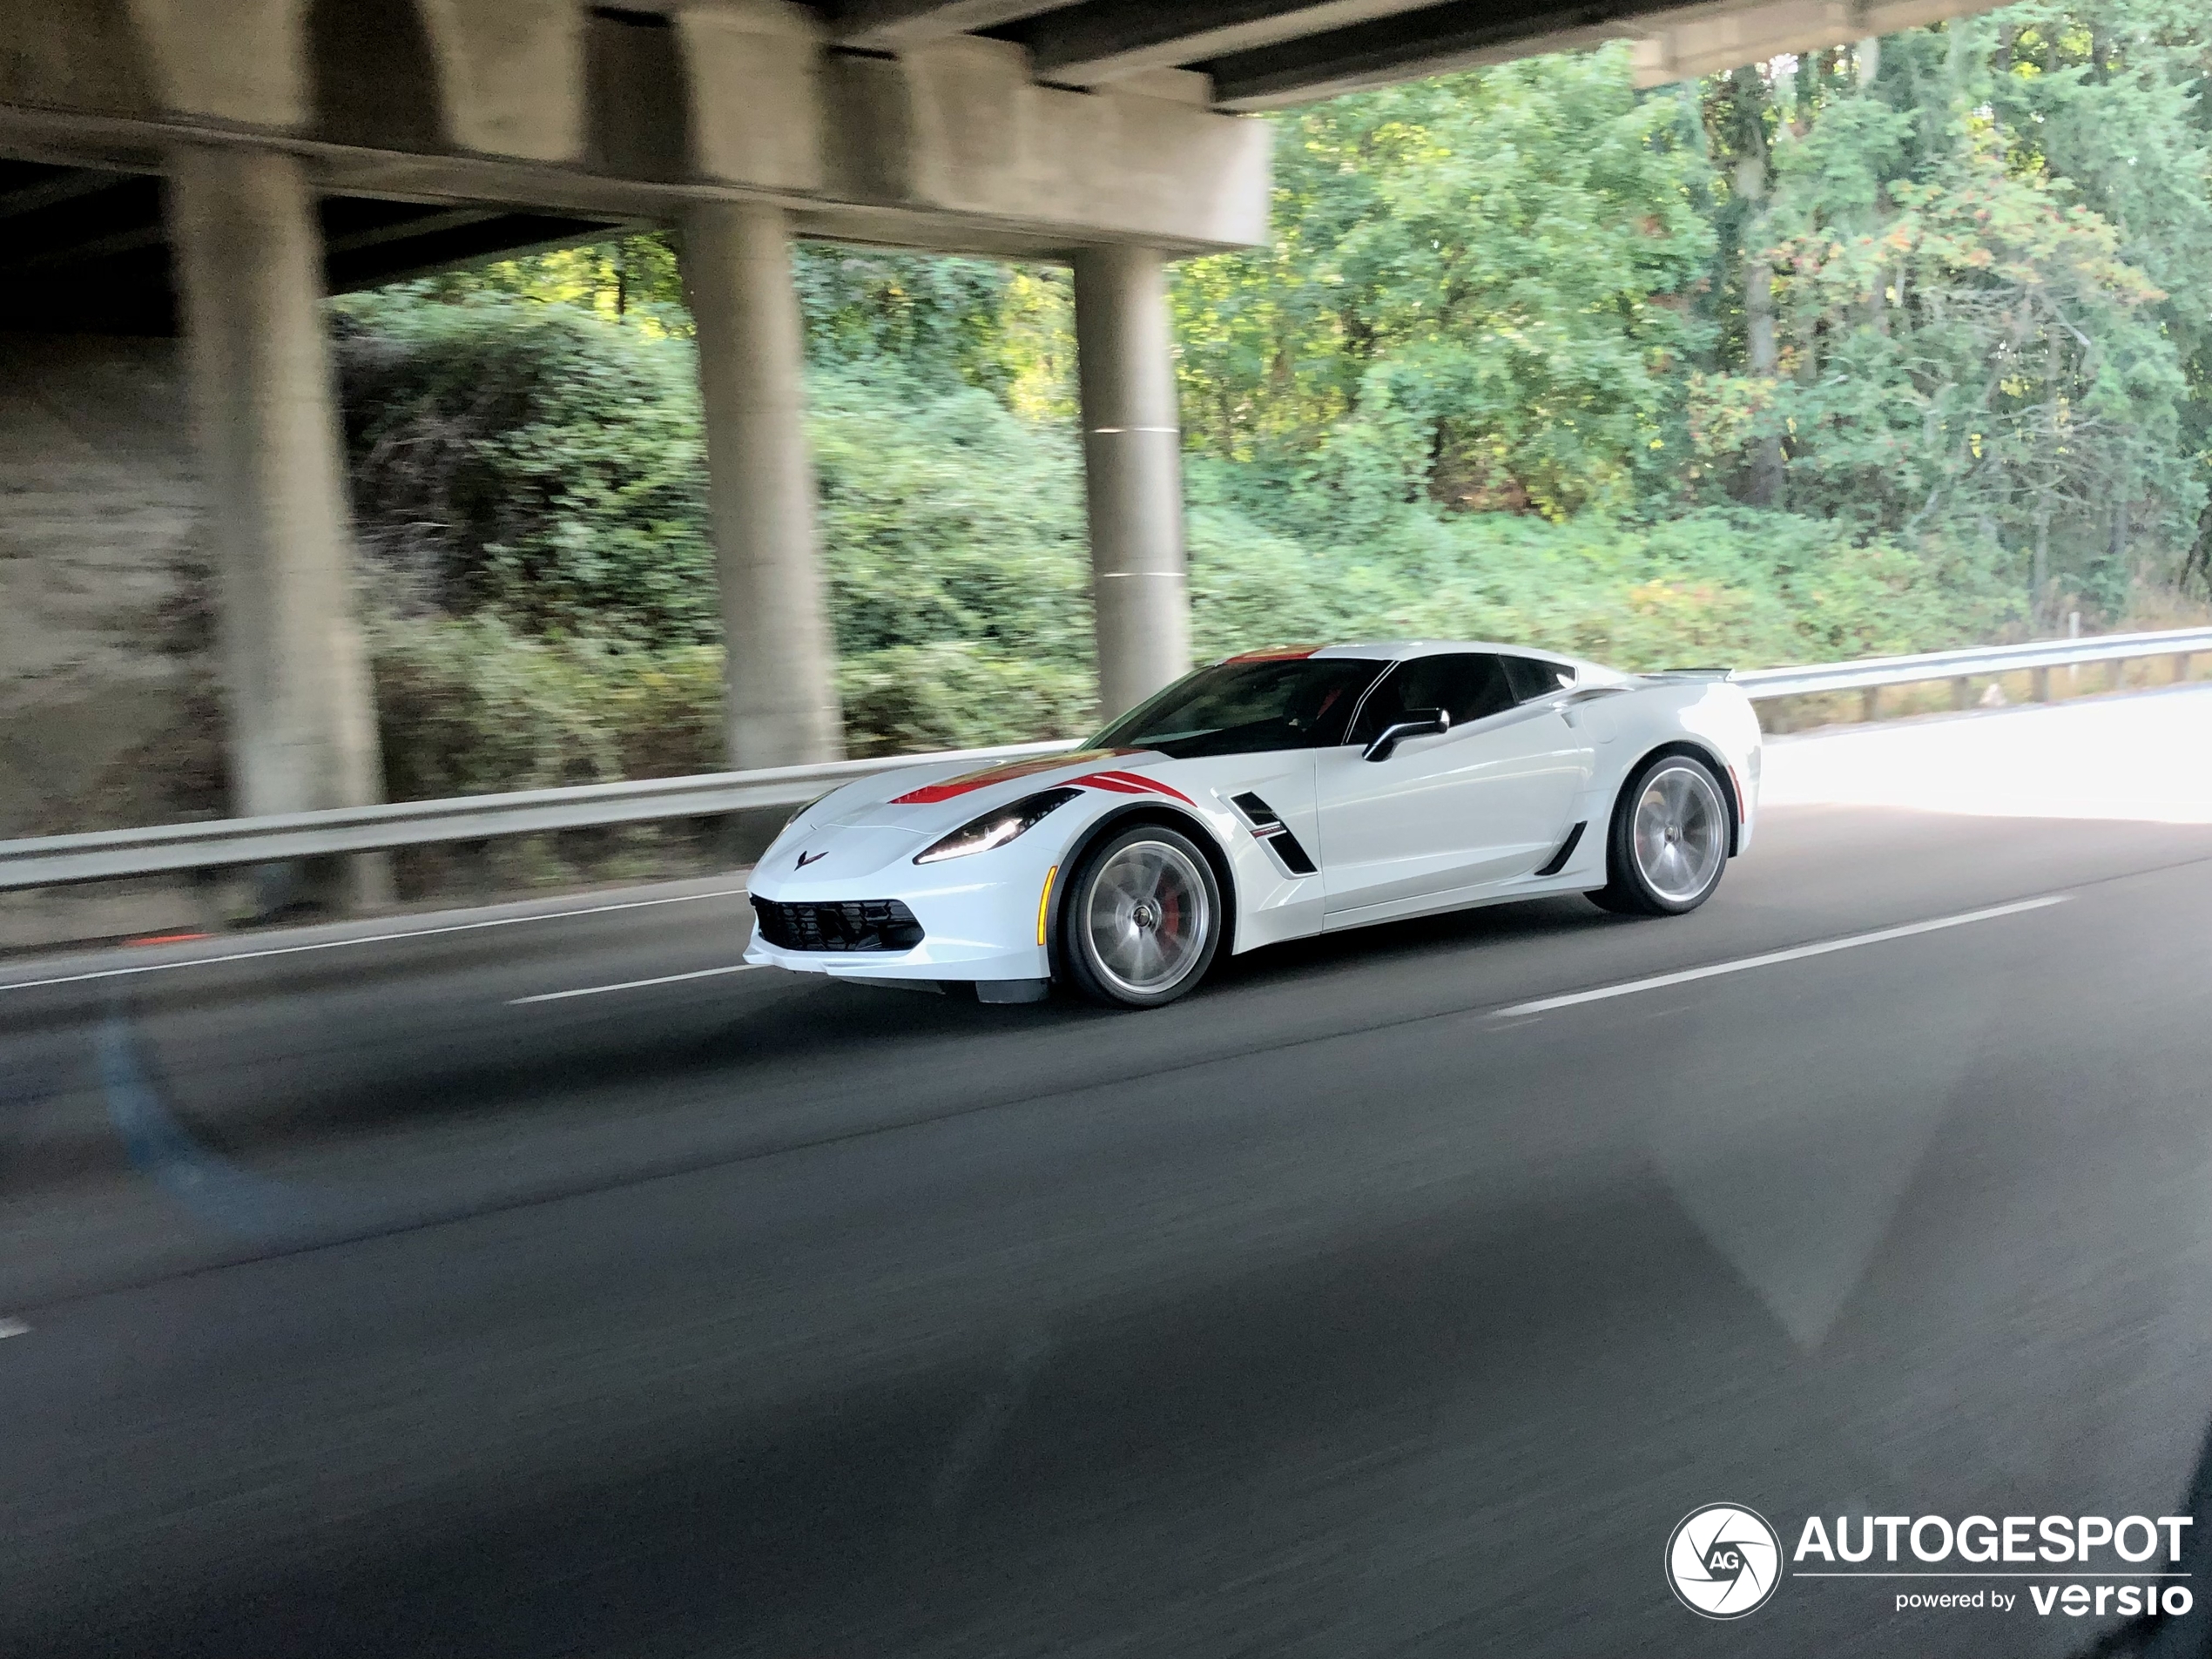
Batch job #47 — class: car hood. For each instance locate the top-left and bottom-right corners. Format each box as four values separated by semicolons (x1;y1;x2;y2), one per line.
819;747;1187;834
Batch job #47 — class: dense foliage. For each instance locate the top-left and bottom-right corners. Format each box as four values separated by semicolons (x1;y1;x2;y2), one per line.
334;1;2212;788
1174;4;2212;610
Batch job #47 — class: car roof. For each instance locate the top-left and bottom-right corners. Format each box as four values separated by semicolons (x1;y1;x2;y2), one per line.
1228;641;1582;666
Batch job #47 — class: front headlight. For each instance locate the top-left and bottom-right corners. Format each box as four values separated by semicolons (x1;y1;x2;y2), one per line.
914;787;1081;864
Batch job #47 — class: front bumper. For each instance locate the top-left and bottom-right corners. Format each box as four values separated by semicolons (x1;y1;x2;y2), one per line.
743;865;1055;985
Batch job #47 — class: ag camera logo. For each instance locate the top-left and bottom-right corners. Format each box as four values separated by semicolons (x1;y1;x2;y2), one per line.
1667;1503;1782;1619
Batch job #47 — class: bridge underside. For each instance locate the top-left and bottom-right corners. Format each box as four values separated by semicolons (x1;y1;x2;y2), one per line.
0;158;624;335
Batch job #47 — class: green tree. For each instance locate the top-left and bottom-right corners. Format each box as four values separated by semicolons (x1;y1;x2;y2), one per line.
1689;8;2208;616
1172;46;1717;532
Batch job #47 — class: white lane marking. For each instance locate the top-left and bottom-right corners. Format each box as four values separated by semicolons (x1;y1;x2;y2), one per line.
0;887;752;996
508;963;764;1005
0;1318;28;1339
1492;895;2070;1018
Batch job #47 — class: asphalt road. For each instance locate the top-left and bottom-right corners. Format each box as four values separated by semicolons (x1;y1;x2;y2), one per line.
4;690;2212;1658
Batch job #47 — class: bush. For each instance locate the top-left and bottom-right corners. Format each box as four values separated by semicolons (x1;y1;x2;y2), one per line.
1182;484;2025;670
373;616;720;800
335;290;714;648
838;644;1096;756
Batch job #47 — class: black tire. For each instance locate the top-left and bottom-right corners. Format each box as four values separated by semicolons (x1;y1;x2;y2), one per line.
1057;823;1224;1009
1590;751;1731;917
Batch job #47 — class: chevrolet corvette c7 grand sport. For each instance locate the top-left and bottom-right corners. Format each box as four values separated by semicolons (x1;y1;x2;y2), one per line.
745;642;1763;1008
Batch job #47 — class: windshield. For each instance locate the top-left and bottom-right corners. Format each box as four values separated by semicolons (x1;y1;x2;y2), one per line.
1089;658;1387;759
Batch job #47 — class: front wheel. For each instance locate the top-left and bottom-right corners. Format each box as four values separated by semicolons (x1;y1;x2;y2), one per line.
1590;753;1730;917
1059;825;1223;1008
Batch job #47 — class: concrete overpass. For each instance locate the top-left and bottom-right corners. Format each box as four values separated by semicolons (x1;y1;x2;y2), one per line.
0;0;2007;878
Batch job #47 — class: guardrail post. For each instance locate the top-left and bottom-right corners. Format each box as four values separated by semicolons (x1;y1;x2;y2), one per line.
2032;666;2052;703
2176;653;2192;685
2106;659;2125;692
1861;686;1881;723
1951;677;1971;711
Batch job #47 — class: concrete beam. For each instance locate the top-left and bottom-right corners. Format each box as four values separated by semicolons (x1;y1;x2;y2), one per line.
0;0;157;116
129;0;308;128
676;0;827;192
854;37;1271;249
0;30;1274;260
1023;0;1450;88
1207;1;1631;110
415;0;585;161
1202;0;2017;106
833;0;1082;50
683;200;845;768
1074;244;1189;720
1627;0;2013;84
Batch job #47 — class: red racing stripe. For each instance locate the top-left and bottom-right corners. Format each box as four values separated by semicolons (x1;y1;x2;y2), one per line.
1071;770;1197;806
890;749;1129;805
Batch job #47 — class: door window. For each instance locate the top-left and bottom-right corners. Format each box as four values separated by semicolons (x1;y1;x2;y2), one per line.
1348;654;1515;745
1501;655;1576;702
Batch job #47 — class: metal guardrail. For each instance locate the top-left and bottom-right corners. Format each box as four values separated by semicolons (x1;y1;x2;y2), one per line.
0;738;1076;891
1733;625;2212;698
2;628;2205;892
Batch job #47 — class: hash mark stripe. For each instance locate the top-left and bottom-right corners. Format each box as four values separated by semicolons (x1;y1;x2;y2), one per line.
1492;895;2069;1018
509;963;763;1005
0;887;753;996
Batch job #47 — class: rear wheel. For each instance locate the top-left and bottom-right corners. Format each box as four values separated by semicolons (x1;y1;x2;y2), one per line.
1059;825;1223;1008
1591;753;1730;916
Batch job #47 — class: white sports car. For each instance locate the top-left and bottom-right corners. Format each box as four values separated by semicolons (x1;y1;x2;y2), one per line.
745;643;1762;1009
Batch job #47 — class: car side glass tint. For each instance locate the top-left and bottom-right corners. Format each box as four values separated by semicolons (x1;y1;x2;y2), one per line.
1502;655;1575;702
1349;655;1514;741
1346;666;1410;745
1094;658;1388;757
1447;655;1516;723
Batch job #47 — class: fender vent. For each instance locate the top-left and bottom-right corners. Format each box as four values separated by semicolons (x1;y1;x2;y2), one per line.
1231;792;1318;877
1534;821;1586;878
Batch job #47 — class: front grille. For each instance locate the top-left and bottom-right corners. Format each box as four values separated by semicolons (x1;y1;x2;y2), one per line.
752;896;925;953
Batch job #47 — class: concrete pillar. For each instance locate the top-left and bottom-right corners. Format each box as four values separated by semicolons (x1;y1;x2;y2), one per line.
166;145;387;906
682;201;843;768
1073;244;1190;720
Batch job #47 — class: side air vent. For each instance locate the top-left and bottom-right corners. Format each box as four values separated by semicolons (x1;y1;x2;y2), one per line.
1231;791;1318;877
1534;821;1587;878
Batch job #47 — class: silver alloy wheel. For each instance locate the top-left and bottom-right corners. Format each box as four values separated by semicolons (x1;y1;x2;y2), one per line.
1082;839;1211;998
1630;763;1727;903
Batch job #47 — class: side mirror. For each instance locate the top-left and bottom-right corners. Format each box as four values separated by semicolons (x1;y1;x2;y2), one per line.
1363;708;1450;762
